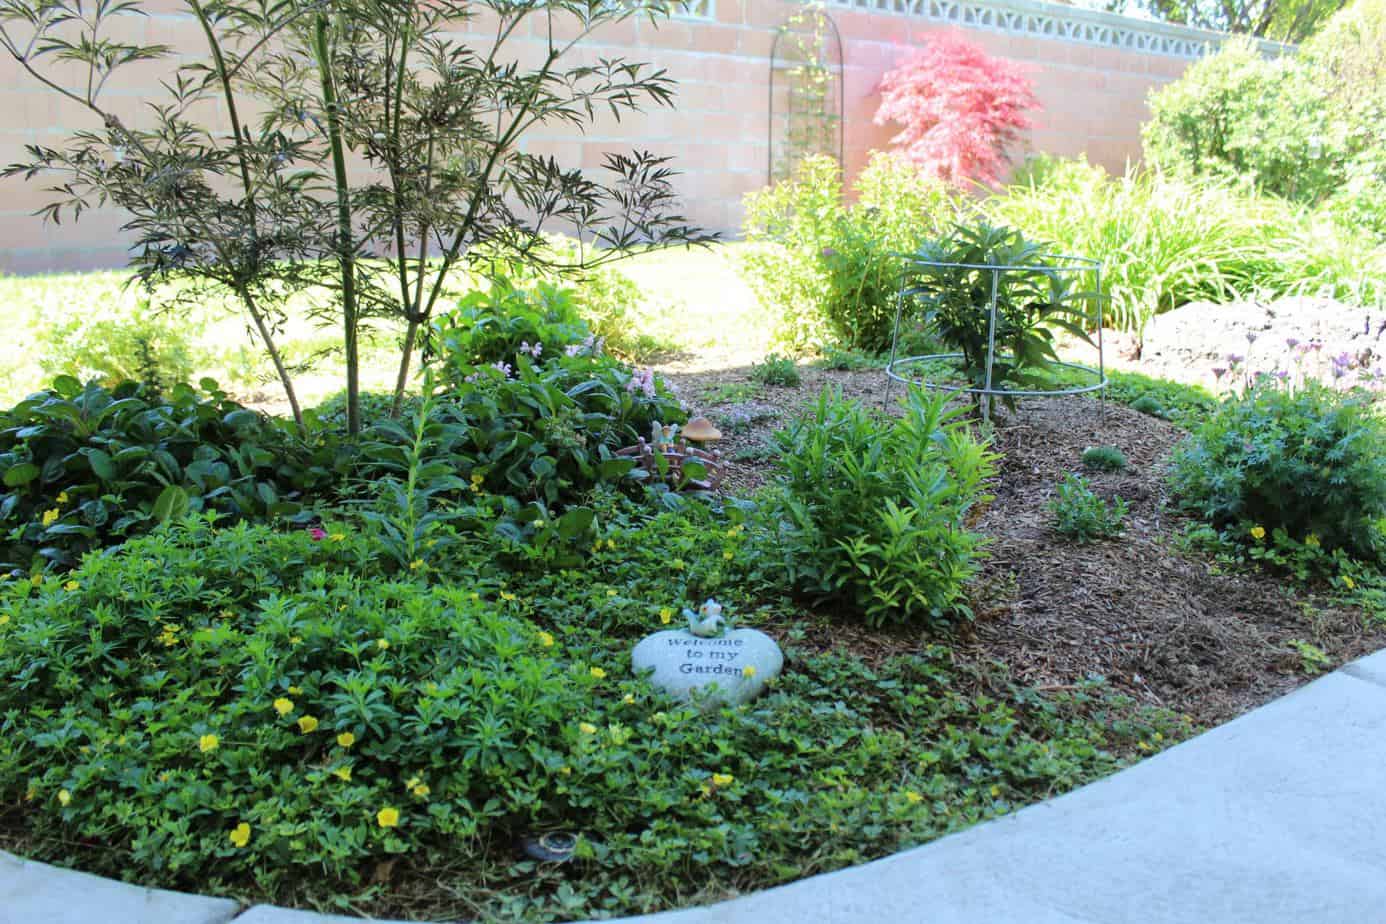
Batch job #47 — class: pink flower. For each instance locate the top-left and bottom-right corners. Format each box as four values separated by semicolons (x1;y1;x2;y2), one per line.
308;527;327;541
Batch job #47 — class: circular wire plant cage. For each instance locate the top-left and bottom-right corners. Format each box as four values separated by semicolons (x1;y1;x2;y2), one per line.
884;255;1107;421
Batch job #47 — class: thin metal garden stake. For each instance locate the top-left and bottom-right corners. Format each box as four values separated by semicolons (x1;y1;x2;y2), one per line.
982;267;1000;423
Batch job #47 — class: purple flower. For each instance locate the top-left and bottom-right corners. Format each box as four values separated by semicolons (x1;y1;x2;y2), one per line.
1212;367;1228;380
1285;337;1300;349
492;361;513;378
1227;353;1244;366
1309;340;1323;352
625;368;656;398
1274;370;1290;381
1246;331;1258;344
518;341;543;358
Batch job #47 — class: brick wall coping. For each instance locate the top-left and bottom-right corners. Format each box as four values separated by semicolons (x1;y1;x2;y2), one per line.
816;0;1294;58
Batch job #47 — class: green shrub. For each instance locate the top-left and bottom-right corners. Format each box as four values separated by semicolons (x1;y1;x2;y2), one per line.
1143;5;1386;242
758;386;994;627
1129;394;1167;418
428;275;589;370
37;301;207;394
905;222;1095;413
1050;473;1128;543
739;153;961;353
1169;379;1386;561
750;353;802;387
1081;445;1128;472
0;377;339;571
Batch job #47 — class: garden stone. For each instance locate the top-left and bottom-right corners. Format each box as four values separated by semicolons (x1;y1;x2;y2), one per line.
631;627;783;706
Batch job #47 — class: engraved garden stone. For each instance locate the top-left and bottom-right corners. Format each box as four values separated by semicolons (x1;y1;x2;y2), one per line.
631;600;784;706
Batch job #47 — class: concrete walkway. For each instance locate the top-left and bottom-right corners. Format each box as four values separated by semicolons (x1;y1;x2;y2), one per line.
5;649;1385;924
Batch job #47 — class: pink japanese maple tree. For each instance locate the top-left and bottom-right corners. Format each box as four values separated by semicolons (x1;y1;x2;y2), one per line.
874;32;1041;185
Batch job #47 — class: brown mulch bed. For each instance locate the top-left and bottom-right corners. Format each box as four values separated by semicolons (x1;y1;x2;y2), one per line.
665;362;1386;728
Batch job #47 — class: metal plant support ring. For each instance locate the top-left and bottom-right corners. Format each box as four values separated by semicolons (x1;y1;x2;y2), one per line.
884;255;1107;421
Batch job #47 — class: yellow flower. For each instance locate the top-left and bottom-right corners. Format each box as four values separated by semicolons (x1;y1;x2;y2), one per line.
408;559;424;571
1250;525;1266;540
0;614;9;626
297;715;319;733
605;539;616;550
904;790;923;805
989;785;1001;797
589;666;607;680
411;783;430;798
328;532;346;542
579;722;598;735
1137;741;1152;751
377;807;400;828
742;665;757;678
659;607;673;625
337;732;356;748
198;734;219;753
500;591;516;602
273;698;294;716
606;588;617;597
406;775;421;789
333;766;352;782
376;638;390;650
289;635;302;645
1306;533;1321;548
30;574;42;587
711;773;733;787
622;693;635;705
56;491;69;504
1153;732;1164;742
470;473;484;486
723;551;734;560
41;508;59;527
57;789;71;807
468;592;480;601
228;822;251;848
1344;575;1356;590
559;765;572;776
537;631;555;648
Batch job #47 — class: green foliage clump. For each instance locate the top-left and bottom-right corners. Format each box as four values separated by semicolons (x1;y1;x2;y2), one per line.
429;276;589;369
37;301;207;394
1143;4;1386;242
988;155;1386;335
1129;394;1167;418
739;153;961;353
906;222;1095;413
364;349;683;509
1169;379;1386;562
0;377;337;571
1050;473;1128;543
749;353;802;387
1081;445;1128;472
757;386;994;627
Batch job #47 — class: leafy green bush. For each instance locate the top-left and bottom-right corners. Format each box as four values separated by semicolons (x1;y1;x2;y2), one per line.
1143;5;1386;242
0;377;338;571
37;301;207;394
757;386;994;627
428;275;589;370
1050;473;1127;543
739;153;961;353
1169;379;1386;561
750;353;802;387
906;222;1095;412
1081;445;1128;472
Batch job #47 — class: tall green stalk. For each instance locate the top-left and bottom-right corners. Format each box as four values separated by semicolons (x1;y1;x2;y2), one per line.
313;12;361;436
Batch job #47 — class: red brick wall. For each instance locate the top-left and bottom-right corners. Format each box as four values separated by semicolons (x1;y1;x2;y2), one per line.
0;0;1211;273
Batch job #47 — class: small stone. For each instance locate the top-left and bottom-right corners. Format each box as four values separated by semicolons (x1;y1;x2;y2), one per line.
631;628;784;706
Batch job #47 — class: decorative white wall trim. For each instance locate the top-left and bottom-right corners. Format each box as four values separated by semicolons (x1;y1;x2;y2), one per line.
819;0;1294;59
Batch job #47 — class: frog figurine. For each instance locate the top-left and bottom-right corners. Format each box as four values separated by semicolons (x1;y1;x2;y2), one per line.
683;598;727;638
